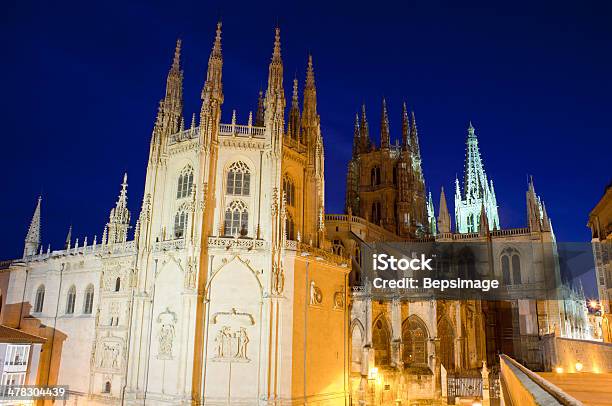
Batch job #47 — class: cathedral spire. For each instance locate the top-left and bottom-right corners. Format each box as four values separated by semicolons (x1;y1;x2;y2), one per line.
64;224;72;250
360;104;371;151
255;90;265;126
380;98;390;150
201;22;224;108
427;191;436;235
352;113;360;157
302;55;318;129
438;187;451;233
410;111;421;160
401;102;410;150
287;77;301;140
104;173;131;245
23;196;42;258
455;123;500;233
265;27;284;106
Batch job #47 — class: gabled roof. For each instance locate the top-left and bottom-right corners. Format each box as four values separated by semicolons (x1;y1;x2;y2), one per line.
0;325;46;344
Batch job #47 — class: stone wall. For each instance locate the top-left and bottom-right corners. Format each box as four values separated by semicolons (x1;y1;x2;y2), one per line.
541;335;612;373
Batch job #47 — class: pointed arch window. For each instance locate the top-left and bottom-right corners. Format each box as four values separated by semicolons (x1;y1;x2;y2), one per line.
283;176;296;207
177;165;194;199
226;161;251;196
402;317;428;365
373;318;391;366
371;166;381;186
174;206;189;239
66;285;76;314
224;200;249;237
285;213;295;240
115;277;121;292
83;284;94;314
34;285;45;313
501;248;521;285
103;381;111;393
466;213;475;233
371;202;382;225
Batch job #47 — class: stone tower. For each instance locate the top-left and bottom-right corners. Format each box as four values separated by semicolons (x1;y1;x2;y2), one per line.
345;100;428;237
454;122;500;233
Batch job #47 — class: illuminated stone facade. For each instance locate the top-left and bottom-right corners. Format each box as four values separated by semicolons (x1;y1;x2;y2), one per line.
588;183;612;343
329;105;591;404
0;25;350;405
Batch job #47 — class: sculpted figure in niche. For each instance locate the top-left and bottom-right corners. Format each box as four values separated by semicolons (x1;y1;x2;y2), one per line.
214;326;231;358
310;281;322;305
237;327;249;359
158;323;175;358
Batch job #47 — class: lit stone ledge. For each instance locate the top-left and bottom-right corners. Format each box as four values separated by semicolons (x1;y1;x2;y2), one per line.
284;240;350;268
207;236;268;250
153;238;185;252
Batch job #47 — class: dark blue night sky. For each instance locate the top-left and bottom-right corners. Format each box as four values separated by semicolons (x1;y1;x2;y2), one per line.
1;0;610;274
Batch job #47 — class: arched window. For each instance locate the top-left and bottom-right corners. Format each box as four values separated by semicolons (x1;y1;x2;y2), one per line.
501;255;511;284
174;209;188;239
176;165;194;199
224;200;248;237
83;284;94;314
115;277;121;292
373;318;391;366
371;202;382;225
402;316;428;365
34;285;45;313
370;166;381;186
467;213;475;233
501;248;521;285
66;285;76;314
512;254;521;284
103;381;111;393
438;318;455;371
226;161;251;196
285;213;295;240
283;176;296;207
332;239;345;256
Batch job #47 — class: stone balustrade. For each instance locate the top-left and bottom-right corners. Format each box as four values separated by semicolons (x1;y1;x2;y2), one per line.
500;354;583;406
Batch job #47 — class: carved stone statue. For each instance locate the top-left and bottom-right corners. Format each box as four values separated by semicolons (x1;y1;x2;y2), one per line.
310;281;322;305
158;323;175;358
237;327;249;359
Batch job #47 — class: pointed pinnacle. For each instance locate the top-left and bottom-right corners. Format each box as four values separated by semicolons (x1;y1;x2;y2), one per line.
306;54;315;88
292;77;299;105
212;21;222;57
272;27;281;60
172;38;182;70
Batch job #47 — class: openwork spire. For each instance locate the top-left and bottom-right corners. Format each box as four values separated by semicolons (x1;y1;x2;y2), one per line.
255;90;265;126
23;196;42;258
438;187;451;233
211;21;222;60
455;123;499;233
105;173;131;244
352;113;360;157
171;38;181;72
410;111;421;159
380;98;390;150
302;55;318;127
359;104;370;150
287;77;301;140
401;102;410;150
266;27;284;100
201;21;224;105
